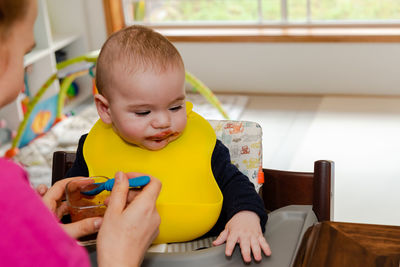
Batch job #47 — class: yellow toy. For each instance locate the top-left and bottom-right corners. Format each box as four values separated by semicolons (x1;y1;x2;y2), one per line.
83;102;223;244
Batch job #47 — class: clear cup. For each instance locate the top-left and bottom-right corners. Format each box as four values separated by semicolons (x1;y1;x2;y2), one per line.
65;176;111;222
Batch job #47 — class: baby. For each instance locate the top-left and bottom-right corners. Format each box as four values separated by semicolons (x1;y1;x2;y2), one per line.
66;25;271;262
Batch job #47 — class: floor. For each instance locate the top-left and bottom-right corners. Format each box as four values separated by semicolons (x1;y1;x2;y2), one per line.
239;94;400;226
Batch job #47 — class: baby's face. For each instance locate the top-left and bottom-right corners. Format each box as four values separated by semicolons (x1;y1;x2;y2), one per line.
107;65;187;150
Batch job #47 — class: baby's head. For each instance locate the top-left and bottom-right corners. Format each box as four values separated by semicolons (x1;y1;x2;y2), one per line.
94;25;186;151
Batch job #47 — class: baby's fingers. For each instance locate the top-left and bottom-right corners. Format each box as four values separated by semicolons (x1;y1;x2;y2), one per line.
225;233;239;257
251;237;262;261
259;236;272;256
212;229;228;246
239;238;251;263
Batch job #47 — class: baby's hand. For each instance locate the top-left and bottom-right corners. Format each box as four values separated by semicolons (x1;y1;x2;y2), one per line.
212;210;271;263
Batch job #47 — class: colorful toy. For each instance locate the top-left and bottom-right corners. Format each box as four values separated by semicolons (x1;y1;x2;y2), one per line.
66;82;79;99
5;50;228;158
19;94;58;147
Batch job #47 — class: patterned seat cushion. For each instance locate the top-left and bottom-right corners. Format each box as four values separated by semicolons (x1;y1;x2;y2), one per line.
208;120;263;192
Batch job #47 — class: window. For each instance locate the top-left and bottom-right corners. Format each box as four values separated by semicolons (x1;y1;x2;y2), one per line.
122;0;400;26
102;0;400;42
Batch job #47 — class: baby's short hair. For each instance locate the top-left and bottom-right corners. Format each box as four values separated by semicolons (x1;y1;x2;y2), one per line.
95;25;184;96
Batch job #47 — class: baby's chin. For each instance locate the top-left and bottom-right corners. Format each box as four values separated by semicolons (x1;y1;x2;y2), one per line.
142;140;169;151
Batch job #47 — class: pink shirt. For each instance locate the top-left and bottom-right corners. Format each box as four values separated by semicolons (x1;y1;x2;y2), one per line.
0;157;90;267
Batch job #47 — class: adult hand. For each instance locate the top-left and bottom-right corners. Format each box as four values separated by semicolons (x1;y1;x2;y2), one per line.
97;171;161;267
35;184;48;197
41;177;103;239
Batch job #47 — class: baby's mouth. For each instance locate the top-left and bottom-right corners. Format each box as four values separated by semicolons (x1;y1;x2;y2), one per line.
147;131;179;142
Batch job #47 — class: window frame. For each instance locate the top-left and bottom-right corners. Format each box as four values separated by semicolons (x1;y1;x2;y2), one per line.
103;0;400;42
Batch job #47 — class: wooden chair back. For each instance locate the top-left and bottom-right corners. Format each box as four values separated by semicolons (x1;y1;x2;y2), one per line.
261;160;333;221
52;151;77;185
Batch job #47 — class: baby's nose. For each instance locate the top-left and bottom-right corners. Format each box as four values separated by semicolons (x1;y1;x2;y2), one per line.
152;112;171;128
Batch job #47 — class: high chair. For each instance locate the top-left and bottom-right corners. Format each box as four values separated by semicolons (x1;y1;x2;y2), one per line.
52;119;333;267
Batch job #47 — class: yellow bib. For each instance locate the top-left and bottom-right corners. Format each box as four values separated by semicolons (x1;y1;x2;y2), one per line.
83;102;223;243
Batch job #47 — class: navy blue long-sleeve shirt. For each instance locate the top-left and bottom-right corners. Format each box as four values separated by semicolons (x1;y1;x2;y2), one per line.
66;134;267;236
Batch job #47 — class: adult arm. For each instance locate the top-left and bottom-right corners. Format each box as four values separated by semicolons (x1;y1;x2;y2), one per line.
0;158;90;266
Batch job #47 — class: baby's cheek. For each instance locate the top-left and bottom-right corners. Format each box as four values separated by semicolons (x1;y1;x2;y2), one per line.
126;122;146;137
118;125;144;145
178;116;188;132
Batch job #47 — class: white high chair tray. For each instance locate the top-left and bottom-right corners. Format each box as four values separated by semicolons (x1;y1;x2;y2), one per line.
88;205;317;267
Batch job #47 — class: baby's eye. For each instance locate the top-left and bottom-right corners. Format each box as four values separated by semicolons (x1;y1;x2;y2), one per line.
169;105;183;111
135;111;151;116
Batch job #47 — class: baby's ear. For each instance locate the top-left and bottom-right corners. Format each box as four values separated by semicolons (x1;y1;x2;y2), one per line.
94;94;112;124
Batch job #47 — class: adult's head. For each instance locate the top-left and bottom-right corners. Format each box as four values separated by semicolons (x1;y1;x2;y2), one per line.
0;0;37;108
94;25;187;151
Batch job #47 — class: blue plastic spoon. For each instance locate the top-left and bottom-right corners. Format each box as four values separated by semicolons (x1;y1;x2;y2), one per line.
81;175;150;196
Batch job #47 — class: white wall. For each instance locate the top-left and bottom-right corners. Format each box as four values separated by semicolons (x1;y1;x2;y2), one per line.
174;42;400;96
82;0;108;50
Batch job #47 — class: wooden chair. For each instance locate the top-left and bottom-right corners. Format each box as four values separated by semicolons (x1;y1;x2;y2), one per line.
52;151;333;222
260;160;333;222
51;151;77;185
